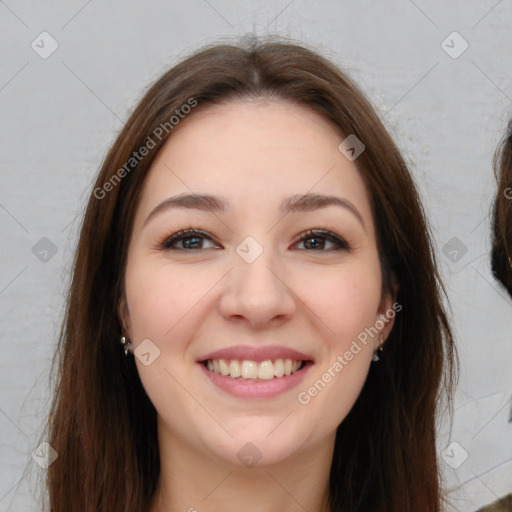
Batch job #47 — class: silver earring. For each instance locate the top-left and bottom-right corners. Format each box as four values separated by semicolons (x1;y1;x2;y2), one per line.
120;335;132;356
372;333;385;362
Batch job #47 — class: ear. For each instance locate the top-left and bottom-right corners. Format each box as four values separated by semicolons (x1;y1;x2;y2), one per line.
375;276;399;349
118;294;132;339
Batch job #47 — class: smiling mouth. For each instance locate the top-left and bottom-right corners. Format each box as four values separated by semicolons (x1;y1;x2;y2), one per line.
203;358;307;380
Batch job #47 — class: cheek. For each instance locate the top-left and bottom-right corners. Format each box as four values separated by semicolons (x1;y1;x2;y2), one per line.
291;264;381;428
124;261;215;424
124;258;214;342
294;263;382;344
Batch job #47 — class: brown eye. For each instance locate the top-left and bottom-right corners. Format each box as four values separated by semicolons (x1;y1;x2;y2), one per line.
160;229;220;250
294;229;350;251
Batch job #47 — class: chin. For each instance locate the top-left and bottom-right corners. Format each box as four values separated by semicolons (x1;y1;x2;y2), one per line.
202;422;309;468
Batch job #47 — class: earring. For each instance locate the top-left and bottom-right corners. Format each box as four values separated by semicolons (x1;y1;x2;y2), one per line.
120;335;132;356
372;333;385;362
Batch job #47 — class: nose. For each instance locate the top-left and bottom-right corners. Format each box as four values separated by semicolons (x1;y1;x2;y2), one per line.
218;249;296;329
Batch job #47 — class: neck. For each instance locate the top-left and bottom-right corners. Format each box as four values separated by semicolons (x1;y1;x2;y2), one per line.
149;418;334;512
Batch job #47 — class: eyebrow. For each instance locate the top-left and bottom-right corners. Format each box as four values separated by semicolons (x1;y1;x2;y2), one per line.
143;192;366;230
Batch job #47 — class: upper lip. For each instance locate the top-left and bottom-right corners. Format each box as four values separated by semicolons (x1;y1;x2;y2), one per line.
197;345;315;363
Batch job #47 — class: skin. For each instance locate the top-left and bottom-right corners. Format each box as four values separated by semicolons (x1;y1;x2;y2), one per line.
119;99;396;512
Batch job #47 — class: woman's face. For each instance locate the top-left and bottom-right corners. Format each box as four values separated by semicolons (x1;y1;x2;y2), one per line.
120;99;395;467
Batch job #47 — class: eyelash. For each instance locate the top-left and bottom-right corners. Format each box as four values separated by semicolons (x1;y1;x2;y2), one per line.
158;228;350;252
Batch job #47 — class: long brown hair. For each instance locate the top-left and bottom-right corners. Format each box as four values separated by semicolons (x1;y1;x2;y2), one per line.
491;119;512;298
40;37;457;511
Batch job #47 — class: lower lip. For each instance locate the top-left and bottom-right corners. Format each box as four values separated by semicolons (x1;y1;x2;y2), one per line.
199;362;313;399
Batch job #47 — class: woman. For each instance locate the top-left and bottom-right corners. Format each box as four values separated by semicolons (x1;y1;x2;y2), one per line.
42;38;457;511
479;119;512;512
491;119;512;299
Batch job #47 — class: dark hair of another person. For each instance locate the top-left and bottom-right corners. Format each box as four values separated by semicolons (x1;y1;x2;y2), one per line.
38;38;457;512
491;119;512;298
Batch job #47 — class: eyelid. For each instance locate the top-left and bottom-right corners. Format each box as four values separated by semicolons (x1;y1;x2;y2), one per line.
158;228;221;250
157;228;350;251
292;229;350;251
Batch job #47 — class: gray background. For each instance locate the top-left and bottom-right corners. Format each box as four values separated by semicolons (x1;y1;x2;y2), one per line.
1;1;511;510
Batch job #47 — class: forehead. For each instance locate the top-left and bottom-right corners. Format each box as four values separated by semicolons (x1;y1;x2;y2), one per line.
154;98;346;170
136;99;374;226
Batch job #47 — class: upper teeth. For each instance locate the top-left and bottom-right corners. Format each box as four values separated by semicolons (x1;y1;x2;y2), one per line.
206;359;303;379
